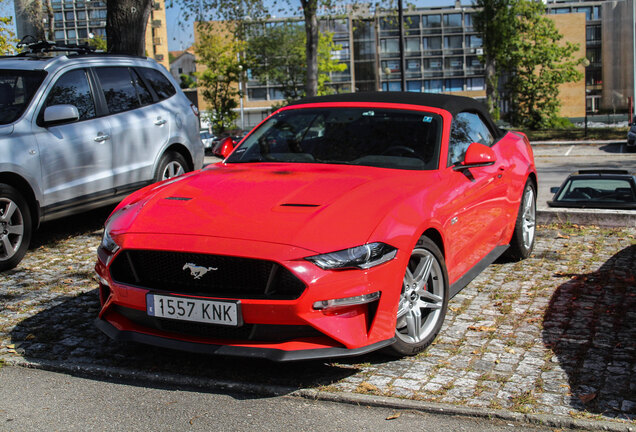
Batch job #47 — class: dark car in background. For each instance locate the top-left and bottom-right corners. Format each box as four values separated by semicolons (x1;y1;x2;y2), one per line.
547;170;636;210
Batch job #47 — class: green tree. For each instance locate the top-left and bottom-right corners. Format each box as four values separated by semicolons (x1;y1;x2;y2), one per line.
472;0;517;121
505;1;584;129
473;0;584;129
195;30;244;135
171;0;323;97
86;34;107;51
0;15;17;55
179;73;196;89
245;22;346;101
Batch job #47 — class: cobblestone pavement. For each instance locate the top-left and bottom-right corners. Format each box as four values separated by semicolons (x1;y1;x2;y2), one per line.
1;212;634;427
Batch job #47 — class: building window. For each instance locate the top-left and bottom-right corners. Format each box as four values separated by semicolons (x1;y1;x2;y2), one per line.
381;81;402;92
575;7;592;21
422;36;441;53
443;13;462;28
424;58;442;70
586;25;601;42
404;15;420;33
407;81;421;92
422;14;441;33
248;88;267;101
380;38;399;56
552;8;571;14
464;13;473;28
424;79;443;93
381;60;401;74
269;88;284;100
405;37;420;54
444;57;463;69
444;35;462;50
465;35;482;48
444;78;463;92
466;77;485;91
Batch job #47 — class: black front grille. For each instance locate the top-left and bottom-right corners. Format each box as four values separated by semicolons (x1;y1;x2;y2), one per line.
110;250;306;300
114;305;321;342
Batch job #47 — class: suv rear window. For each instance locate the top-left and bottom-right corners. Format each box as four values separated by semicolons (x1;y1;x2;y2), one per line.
137;67;176;100
0;70;47;125
95;67;142;114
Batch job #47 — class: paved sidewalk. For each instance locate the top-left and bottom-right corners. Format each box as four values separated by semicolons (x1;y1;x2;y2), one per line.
0;223;634;428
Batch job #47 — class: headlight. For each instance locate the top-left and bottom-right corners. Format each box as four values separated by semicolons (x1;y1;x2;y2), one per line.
306;242;397;270
100;228;120;255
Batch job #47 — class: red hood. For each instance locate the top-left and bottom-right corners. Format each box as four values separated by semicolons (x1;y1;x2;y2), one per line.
110;163;437;253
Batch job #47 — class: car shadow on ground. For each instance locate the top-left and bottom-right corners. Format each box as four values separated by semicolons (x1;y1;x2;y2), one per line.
9;289;360;395
29;206;115;250
598;143;626;154
541;244;635;419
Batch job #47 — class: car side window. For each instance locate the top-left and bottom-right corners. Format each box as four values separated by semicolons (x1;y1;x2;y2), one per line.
44;69;96;121
131;69;153;106
95;67;141;114
137;67;176;100
448;112;494;166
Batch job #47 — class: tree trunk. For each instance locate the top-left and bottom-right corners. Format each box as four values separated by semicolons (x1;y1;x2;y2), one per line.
45;0;54;41
301;0;318;97
106;0;152;56
484;56;498;120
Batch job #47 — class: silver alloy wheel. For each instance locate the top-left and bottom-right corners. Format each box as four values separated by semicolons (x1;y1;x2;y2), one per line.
161;161;185;180
0;197;25;261
396;248;444;344
521;186;536;250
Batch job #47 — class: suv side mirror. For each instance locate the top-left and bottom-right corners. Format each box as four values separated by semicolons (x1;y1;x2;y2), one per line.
453;142;496;170
43;104;79;126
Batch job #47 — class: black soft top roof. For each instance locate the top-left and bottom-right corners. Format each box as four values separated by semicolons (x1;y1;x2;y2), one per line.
288;91;502;137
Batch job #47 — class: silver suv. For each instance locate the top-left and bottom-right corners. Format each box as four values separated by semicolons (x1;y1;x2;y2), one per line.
0;43;204;271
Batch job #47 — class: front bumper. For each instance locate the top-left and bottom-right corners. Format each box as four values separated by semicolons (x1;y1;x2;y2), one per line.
95;232;405;360
95;318;395;361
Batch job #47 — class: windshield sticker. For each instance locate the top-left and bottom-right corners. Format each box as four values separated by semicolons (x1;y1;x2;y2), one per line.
423;116;433;123
362;110;375;116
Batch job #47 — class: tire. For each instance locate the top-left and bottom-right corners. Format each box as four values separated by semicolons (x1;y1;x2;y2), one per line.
0;184;32;272
387;236;449;357
154;151;189;183
504;180;536;261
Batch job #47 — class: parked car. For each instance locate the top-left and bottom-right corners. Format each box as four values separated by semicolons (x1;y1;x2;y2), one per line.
547;169;636;209
200;130;215;151
0;41;204;271
95;92;537;361
627;117;636;152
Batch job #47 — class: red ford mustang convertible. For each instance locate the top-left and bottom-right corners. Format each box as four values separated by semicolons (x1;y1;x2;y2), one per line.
95;93;537;361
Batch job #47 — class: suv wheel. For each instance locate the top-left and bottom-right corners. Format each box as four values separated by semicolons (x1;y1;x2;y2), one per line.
0;184;32;271
155;151;188;182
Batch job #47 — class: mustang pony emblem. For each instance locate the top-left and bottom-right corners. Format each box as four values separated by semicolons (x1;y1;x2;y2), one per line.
182;263;218;279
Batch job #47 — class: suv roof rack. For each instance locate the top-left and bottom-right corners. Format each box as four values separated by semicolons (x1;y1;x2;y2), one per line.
16;37;97;56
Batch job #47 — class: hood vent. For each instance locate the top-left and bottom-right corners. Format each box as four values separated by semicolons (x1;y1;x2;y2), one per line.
165;196;192;201
279;203;320;207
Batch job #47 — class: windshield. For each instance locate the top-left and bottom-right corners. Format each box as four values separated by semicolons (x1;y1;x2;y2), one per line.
556;178;636;203
0;70;47;125
226;107;442;170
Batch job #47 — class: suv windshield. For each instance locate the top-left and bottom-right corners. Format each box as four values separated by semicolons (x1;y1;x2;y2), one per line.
0;70;47;125
226;107;442;170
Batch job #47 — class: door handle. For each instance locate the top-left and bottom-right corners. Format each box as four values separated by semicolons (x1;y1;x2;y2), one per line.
154;118;167;126
94;134;110;143
497;165;506;179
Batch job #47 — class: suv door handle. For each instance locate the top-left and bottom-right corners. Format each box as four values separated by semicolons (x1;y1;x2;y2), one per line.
94;134;110;143
154;118;167;126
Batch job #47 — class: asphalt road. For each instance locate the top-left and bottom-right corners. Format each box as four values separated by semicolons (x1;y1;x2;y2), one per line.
0;366;572;432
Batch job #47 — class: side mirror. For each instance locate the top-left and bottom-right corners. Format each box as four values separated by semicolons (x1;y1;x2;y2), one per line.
43;104;79;125
453;142;496;170
550;187;560;194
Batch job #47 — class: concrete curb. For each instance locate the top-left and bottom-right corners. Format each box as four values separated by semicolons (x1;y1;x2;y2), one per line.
4;357;634;432
530;140;625;146
537;208;636;228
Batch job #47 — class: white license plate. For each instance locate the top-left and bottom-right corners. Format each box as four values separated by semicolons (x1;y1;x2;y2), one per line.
146;294;241;327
